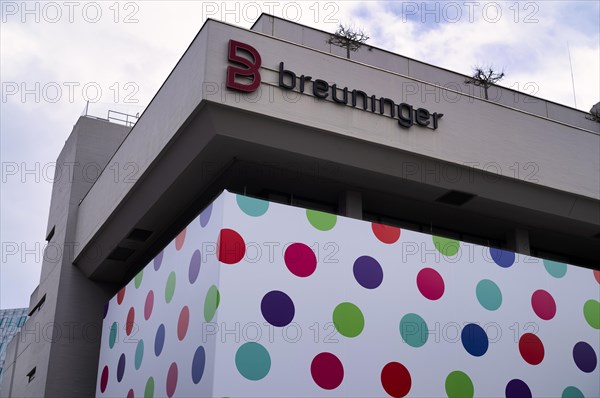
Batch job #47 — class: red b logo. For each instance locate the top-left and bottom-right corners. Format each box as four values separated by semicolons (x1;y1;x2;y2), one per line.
226;40;261;92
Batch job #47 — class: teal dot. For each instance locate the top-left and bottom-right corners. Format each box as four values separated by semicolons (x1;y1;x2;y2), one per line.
236;195;269;217
562;386;584;398
543;259;567;278
400;313;428;348
476;279;502;311
109;322;118;349
135;339;144;370
235;342;271;380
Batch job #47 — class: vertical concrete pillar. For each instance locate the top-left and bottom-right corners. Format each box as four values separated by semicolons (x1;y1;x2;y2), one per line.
339;190;362;220
507;227;530;255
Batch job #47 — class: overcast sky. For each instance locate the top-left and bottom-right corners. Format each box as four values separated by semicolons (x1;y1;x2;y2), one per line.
1;1;599;309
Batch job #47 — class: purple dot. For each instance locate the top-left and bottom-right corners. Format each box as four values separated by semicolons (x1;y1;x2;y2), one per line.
200;204;212;227
117;353;126;382
505;379;531;398
189;250;201;284
103;302;109;319
261;290;295;327
353;255;384;289
573;341;597;373
154;251;164;271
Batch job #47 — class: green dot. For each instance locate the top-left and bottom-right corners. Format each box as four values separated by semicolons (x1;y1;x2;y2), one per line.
165;272;176;303
306;209;337;231
476;279;502;311
400;313;428;348
583;299;600;329
543;259;567;278
236;195;269;217
135;339;144;370
445;371;474;398
235;342;271;380
333;302;364;337
144;377;154;398
432;236;460;257
204;285;220;322
109;322;118;349
134;270;143;288
562;386;584;398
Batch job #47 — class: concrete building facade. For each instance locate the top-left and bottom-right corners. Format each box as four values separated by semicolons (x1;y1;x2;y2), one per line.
1;14;598;397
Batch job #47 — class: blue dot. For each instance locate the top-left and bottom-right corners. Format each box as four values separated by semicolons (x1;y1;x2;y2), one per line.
191;346;206;384
117;353;126;382
490;248;515;268
199;204;212;227
154;324;165;356
461;323;488;357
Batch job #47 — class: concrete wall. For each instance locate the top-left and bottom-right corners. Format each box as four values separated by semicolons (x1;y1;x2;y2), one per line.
0;117;130;397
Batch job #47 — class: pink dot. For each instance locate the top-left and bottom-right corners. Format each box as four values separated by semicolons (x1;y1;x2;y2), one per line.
166;362;178;398
100;365;109;393
217;228;246;264
284;243;317;277
177;306;189;341
127;389;134;398
531;290;556;320
416;268;445;300
144;290;154;320
311;352;344;390
126;307;135;336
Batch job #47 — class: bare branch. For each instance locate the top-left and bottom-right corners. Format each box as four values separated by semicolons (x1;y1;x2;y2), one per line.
328;24;370;59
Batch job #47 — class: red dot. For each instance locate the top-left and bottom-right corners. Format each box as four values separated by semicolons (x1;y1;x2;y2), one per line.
127;389;134;398
177;306;189;341
519;333;545;365
126;307;135;336
175;228;186;251
531;290;556;320
416;268;445;300
144;290;154;320
594;270;600;285
372;223;401;244
117;287;126;305
310;352;344;390
100;365;109;393
217;228;246;264
284;243;317;277
166;362;178;398
381;362;411;398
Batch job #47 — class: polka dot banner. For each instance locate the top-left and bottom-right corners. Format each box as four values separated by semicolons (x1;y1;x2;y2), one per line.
380;362;411;398
371;223;400;244
235;342;271;381
306;209;337;231
311;352;344;390
333;302;364;338
353;255;384;289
